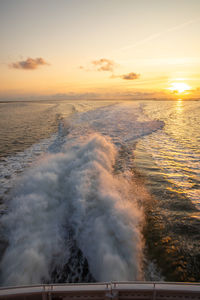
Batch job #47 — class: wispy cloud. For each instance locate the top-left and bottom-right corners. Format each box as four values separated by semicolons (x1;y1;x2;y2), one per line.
81;58;140;81
120;33;160;51
92;58;116;72
121;72;140;80
10;57;49;70
166;18;200;33
111;72;140;80
80;58;116;72
119;18;200;52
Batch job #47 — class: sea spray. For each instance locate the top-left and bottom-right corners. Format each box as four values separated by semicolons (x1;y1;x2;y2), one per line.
1;133;143;285
0;102;164;285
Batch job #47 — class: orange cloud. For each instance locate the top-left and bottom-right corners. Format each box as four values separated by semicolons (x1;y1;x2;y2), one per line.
10;57;49;70
121;72;140;80
80;59;140;80
91;58;116;72
111;72;140;80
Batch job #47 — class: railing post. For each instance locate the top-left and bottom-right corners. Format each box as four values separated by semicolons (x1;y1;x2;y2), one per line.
42;286;47;300
110;282;118;300
48;291;52;300
153;282;156;300
112;291;119;300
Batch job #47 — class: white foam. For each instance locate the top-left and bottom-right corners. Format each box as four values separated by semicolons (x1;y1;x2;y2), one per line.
0;102;163;285
1;134;142;285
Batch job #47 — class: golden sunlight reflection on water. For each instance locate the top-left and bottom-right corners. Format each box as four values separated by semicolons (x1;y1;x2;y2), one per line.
176;99;183;113
135;100;200;207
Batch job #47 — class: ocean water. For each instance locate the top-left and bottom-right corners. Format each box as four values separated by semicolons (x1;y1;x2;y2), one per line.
0;99;199;285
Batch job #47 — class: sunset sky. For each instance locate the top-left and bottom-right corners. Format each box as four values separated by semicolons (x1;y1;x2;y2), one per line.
1;0;200;100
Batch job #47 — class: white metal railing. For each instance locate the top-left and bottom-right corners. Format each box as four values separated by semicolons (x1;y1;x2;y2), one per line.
0;281;199;299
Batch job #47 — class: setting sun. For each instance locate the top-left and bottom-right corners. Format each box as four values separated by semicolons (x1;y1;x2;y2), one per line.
168;82;191;93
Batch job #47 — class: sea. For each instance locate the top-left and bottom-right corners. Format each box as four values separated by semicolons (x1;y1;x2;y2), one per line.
0;99;199;286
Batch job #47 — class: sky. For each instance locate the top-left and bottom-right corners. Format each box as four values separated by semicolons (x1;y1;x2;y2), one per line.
1;0;200;100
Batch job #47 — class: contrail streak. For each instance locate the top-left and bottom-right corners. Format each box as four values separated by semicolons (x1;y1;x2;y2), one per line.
118;18;200;52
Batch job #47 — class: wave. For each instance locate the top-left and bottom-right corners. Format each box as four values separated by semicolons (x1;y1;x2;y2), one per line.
0;102;164;285
1;134;143;285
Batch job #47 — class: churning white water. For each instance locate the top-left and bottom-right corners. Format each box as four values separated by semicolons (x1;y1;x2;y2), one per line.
0;102;164;285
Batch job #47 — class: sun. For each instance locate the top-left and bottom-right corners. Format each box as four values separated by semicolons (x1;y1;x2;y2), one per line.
168;82;191;93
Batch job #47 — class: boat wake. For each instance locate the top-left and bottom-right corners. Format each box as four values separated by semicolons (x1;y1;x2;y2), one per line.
0;103;163;285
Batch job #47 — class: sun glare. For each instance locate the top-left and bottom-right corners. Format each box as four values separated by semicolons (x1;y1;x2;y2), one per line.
168;82;191;93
